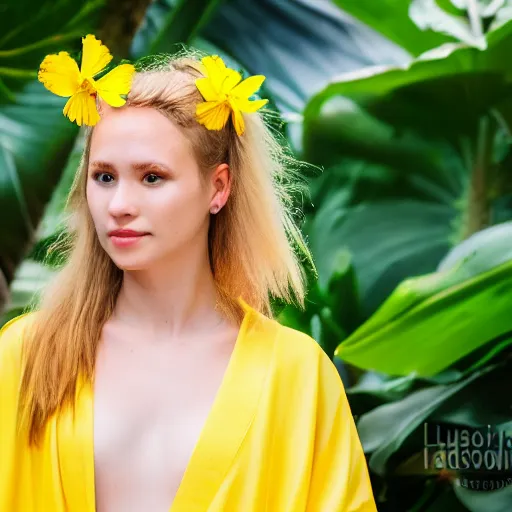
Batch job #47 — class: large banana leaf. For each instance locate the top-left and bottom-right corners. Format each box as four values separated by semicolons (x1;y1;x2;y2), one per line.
0;0;102;100
302;132;466;315
334;222;512;375
131;0;223;56
333;0;454;56
0;81;78;310
354;362;512;508
356;361;501;475
304;21;512;140
0;0;103;311
335;0;512;55
133;0;409;119
301;16;512;315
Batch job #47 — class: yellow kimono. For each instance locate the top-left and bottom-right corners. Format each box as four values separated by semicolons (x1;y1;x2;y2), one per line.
0;300;377;511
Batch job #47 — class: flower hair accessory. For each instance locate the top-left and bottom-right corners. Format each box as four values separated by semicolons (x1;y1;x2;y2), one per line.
195;55;268;136
37;34;135;127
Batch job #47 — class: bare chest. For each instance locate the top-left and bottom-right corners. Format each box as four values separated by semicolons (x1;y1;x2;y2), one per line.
93;325;236;512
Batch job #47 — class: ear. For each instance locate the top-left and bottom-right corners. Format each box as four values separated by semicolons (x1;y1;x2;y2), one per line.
209;163;231;213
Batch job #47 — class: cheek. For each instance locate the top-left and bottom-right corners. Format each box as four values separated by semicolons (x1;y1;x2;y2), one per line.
150;185;208;238
155;180;206;217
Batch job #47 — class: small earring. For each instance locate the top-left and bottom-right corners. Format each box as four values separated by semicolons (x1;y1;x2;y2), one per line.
210;206;219;214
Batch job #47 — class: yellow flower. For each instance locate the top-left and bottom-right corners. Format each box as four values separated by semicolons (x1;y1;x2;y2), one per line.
38;34;135;127
195;55;268;136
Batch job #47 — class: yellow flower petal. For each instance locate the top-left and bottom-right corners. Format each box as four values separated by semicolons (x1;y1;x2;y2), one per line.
196;101;231;131
222;68;242;95
231;75;266;100
95;63;135;107
230;103;245;136
230;97;268;113
200;56;224;95
201;55;241;96
201;55;227;93
80;34;112;78
195;77;218;102
195;55;268;135
38;51;80;97
63;90;100;127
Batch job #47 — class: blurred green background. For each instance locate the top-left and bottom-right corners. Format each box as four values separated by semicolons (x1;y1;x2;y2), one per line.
1;0;512;510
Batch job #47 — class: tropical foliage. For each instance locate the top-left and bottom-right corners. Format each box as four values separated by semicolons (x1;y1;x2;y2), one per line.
2;0;512;510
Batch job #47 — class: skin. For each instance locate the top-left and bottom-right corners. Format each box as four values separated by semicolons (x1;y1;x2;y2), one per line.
86;103;231;337
86;104;241;511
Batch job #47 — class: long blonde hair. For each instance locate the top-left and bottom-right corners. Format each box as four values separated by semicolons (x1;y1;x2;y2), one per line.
18;50;315;446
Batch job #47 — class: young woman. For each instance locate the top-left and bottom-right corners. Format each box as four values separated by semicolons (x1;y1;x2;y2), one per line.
0;35;377;511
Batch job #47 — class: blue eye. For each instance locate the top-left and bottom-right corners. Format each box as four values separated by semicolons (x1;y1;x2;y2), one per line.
93;172;114;183
91;173;163;185
144;173;162;184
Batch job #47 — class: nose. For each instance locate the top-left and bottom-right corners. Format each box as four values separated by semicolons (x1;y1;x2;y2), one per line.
107;180;140;218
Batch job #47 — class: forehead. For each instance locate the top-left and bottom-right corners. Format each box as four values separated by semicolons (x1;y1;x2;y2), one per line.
89;105;193;164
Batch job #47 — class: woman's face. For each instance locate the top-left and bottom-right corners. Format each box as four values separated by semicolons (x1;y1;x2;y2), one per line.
86;105;221;270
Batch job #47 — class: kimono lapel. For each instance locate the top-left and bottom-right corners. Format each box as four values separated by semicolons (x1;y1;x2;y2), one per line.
168;299;277;511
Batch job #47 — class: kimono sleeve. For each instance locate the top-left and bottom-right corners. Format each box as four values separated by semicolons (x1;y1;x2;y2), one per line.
306;347;377;512
0;313;32;509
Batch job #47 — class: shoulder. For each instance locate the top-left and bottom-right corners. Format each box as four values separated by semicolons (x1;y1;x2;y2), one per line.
0;311;38;368
249;308;321;357
244;305;343;390
255;312;341;385
275;322;322;359
1;311;38;342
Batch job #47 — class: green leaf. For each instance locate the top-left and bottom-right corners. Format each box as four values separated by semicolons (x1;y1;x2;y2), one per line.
305;40;512;140
432;360;512;426
436;0;467;16
451;0;508;18
410;0;486;48
334;222;512;375
144;0;224;55
0;0;103;98
303;96;463;190
302;21;512;315
307;196;457;315
198;0;410;116
347;369;463;416
438;220;512;272
324;249;362;334
332;0;455;56
489;3;512;36
302;94;471;315
0;0;103;312
356;362;497;475
0;80;77;299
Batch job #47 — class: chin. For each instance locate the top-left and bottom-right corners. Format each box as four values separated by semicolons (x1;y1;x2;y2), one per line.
109;255;153;271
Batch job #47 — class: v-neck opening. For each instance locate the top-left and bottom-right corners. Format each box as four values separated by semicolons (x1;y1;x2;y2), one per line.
82;296;255;512
166;297;253;511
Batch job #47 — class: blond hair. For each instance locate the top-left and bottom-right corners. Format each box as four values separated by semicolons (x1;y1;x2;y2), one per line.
18;50;315;446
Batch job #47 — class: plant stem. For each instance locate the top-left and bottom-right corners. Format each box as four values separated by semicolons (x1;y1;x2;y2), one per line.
97;0;154;58
0;31;86;58
463;116;495;238
0;67;37;79
466;0;484;39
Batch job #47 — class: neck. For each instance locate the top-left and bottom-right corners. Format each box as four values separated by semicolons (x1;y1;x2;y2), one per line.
112;242;224;340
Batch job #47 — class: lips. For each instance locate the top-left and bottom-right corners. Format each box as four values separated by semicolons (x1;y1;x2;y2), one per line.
108;230;150;248
108;229;149;237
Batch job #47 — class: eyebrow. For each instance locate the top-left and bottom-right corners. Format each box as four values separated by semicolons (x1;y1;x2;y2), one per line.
89;161;173;174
